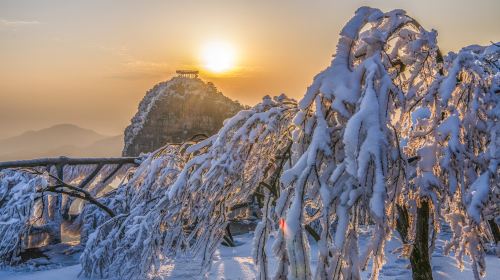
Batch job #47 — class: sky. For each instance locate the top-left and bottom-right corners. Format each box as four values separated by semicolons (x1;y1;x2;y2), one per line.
0;0;499;138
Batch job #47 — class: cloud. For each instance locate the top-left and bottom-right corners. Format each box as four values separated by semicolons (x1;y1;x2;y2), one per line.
107;71;167;80
95;45;177;80
97;44;253;81
97;45;131;59
0;19;41;28
123;60;172;71
108;60;176;80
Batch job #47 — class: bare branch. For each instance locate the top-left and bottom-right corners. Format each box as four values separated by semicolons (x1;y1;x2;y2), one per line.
0;156;138;170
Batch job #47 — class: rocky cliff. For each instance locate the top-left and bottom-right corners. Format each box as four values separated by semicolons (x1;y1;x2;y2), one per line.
123;76;244;156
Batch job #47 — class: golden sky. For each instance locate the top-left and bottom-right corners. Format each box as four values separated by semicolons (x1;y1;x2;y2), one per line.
0;0;498;138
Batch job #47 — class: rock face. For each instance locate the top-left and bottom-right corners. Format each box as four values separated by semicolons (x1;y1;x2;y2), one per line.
123;76;243;156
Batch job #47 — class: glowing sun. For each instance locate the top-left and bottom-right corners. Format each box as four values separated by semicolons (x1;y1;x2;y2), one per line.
201;41;236;73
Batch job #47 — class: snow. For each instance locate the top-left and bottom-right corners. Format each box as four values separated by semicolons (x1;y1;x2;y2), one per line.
439;54;462;105
411;107;431;126
1;230;498;280
466;172;491;223
0;265;81;280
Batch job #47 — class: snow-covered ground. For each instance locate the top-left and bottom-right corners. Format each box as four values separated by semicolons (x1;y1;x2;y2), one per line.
0;230;498;280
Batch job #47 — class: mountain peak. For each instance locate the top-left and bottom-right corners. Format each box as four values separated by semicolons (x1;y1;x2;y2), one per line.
123;77;243;156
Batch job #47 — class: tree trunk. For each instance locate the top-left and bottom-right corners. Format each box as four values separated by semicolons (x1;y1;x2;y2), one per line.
0;156;138;170
396;201;433;280
409;200;433;280
49;163;64;244
487;219;500;244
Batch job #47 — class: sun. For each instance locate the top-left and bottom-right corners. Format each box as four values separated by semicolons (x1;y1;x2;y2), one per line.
201;41;236;73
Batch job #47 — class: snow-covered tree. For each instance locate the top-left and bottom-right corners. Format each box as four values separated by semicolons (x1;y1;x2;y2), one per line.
275;7;446;280
433;44;499;279
0;162;133;266
79;144;189;278
277;8;498;280
0;170;47;265
80;95;298;279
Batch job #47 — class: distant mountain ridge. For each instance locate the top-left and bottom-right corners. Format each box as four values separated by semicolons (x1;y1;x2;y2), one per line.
0;124;123;161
